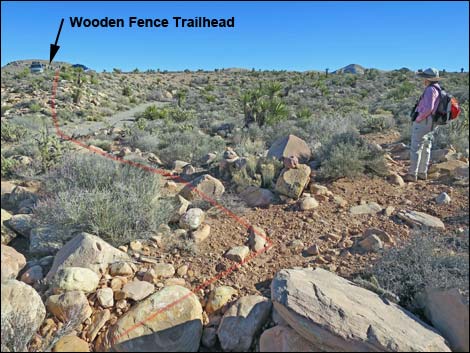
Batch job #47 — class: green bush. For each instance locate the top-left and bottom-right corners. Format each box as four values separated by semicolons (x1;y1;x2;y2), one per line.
0;154;19;177
368;230;469;313
35;129;65;172
122;86;132;96
1;122;28;142
158;130;225;165
318;132;388;179
34;153;172;247
138;105;194;123
29;102;42;113
230;155;283;190
1;105;12;117
87;138;113;152
241;83;289;127
360;114;396;134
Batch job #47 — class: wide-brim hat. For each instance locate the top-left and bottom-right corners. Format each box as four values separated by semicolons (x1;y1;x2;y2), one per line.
416;67;442;81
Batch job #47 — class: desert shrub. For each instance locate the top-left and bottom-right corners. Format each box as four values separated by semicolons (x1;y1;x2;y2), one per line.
258;156;283;188
0;154;19;177
231;155;262;189
1;122;28;142
387;81;417;100
230;155;282;190
296;107;313;121
138;105;195;123
318;132;388;179
87;138;113;152
158;129;226;166
360;114;396;134
59;70;73;81
432;104;469;155
122;86;132;96
128;132;160;155
35;129;65;171
368;230;469;312
14;68;30;79
241;83;289;127
34;153;172;247
1;105;12;116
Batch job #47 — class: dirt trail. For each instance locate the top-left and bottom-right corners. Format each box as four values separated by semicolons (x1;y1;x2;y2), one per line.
59;101;168;137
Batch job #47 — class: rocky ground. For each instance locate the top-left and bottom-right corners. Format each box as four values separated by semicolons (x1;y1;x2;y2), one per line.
1;61;469;352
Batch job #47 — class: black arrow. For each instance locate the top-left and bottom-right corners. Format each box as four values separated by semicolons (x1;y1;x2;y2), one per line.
49;18;64;64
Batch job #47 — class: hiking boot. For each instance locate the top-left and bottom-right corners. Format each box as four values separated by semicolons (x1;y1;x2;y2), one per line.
404;174;417;182
417;173;428;181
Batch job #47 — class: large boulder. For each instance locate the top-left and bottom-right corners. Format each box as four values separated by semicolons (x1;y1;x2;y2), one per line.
45;232;130;282
1;280;46;352
275;164;311;199
4;214;34;238
99;285;203;352
29;226;73;256
7;185;38;213
267;135;312;164
1;244;26;282
429;160;468;176
422;288;469;352
50;267;101;293
217;295;272;351
180;174;225;202
431;148;457;163
1;182;16;209
260;325;320;352
271;268;450;352
1;209;16;244
240;186;274;208
46;290;92;324
397;210;445;230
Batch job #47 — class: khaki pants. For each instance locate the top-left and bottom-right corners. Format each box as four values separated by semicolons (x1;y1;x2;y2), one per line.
409;117;435;176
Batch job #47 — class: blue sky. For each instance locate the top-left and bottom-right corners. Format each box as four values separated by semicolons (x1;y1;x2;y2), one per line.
1;1;469;72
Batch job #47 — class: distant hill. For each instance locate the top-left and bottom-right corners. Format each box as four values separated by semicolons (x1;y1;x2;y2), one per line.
333;64;366;75
2;59;72;73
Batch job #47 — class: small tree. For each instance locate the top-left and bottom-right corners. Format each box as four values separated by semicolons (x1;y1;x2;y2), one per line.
175;90;187;108
241;83;288;127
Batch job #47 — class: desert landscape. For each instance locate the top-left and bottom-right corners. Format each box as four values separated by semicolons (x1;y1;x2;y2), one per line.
1;59;469;352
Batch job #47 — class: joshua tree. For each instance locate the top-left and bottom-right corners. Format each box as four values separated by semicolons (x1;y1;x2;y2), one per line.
175;89;187;108
326;68;329;77
461;68;464;73
73;69;83;104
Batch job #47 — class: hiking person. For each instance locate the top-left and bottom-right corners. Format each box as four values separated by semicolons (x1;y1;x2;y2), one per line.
405;68;442;182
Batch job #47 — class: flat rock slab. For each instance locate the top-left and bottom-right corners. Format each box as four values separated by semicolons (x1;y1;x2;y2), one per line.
271;268;450;352
267;134;312;164
46;232;130;281
397;210;445;230
217;295;272;352
99;285;202;352
350;202;383;215
240;186;274;208
260;325;320;352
